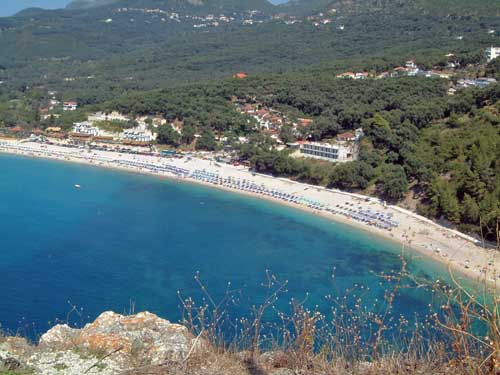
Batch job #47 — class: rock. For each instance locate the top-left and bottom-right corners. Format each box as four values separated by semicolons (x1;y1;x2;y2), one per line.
3;357;21;370
0;337;32;357
39;311;202;366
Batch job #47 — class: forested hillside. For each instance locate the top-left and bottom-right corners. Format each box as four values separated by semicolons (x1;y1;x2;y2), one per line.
0;0;498;101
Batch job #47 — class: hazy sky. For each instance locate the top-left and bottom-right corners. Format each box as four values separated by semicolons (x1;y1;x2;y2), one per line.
0;0;289;17
0;0;71;16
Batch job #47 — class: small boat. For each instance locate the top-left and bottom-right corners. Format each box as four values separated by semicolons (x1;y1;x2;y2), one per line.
74;184;81;189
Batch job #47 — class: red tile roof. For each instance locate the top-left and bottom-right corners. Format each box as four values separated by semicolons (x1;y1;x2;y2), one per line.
233;72;249;79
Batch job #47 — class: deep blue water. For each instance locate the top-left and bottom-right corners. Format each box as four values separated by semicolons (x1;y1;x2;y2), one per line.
0;154;444;337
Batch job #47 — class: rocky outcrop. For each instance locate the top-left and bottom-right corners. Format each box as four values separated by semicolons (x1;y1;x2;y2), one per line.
1;311;209;375
39;311;201;365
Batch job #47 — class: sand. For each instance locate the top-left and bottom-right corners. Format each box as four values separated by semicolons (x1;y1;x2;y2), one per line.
1;139;498;285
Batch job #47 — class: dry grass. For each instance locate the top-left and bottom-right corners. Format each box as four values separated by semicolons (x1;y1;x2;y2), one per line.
136;260;500;375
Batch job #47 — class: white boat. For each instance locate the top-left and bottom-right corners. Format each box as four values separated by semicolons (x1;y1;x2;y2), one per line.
74;184;81;189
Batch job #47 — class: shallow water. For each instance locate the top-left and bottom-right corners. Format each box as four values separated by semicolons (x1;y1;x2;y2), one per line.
0;154;445;336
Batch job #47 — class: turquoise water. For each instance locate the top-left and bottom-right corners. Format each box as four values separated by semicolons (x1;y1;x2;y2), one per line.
0;154;443;336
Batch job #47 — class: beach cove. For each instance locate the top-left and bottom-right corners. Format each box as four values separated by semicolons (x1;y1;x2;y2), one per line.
0;140;497;283
0;140;500;283
0;146;447;335
0;140;498;333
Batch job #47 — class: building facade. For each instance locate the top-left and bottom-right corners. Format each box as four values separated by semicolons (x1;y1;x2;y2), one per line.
63;101;78;111
300;142;355;162
486;46;500;62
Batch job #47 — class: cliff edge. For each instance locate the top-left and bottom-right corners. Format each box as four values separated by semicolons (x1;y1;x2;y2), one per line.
0;311;253;375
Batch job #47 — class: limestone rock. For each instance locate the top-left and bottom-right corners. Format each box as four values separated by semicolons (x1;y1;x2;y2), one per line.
39;311;200;366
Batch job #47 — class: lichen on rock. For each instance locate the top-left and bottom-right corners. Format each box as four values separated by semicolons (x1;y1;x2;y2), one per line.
1;311;210;375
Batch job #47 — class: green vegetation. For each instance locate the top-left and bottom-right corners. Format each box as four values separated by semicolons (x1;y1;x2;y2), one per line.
486;58;500;80
0;0;497;103
0;369;34;375
53;363;68;371
157;124;181;147
93;119;136;133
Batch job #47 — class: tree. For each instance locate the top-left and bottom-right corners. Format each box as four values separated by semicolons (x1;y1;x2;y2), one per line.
329;161;374;191
279;125;296;144
461;193;480;224
181;123;196;145
378;164;408;201
438;183;461;224
486;58;500;80
196;129;217;151
157;124;180;146
367;114;393;148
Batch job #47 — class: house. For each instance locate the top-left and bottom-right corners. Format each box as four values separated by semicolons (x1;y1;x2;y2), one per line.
337;128;364;143
299;142;355;162
88;111;129;122
73;121;99;136
376;72;390;79
63;101;78;111
392;67;408;77
49;99;60;110
337;131;356;142
233;72;249;79
241;104;255;113
355;72;369;80
485;46;500;62
10;126;23;133
296;118;313;127
121;123;155;142
405;60;417;69
336;72;356;79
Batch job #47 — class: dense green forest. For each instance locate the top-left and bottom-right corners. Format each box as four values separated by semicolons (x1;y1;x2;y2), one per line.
0;0;498;102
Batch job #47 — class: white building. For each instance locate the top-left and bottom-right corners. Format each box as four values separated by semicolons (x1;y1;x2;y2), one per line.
299;142;356;162
486;46;500;62
72;121;100;136
63;101;78;111
88;111;129;123
121;123;155;142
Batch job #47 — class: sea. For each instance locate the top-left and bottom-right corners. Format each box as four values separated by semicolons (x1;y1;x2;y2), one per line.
0;153;447;338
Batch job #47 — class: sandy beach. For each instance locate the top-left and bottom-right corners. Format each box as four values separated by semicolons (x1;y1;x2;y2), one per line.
1;139;498;284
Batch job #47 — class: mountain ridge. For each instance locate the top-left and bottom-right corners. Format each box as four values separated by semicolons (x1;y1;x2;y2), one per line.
67;0;121;9
66;0;276;12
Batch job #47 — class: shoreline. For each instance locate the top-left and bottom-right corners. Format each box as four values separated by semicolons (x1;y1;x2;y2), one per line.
0;140;497;285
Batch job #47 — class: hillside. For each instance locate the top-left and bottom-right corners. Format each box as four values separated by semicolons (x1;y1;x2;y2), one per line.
67;0;276;13
67;0;120;9
279;0;500;16
0;0;498;104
